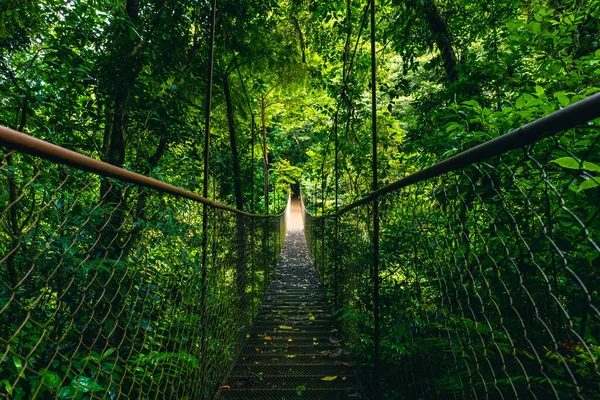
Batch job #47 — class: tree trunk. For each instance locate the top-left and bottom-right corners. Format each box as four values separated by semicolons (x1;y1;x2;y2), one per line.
101;0;140;198
97;0;140;349
290;14;306;63
223;75;244;211
223;75;248;309
422;0;458;82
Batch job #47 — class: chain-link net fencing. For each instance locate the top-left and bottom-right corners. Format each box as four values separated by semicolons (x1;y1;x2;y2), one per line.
304;126;600;399
0;148;286;399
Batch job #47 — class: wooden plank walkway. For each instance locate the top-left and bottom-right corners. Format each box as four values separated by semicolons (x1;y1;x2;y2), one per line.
216;199;362;399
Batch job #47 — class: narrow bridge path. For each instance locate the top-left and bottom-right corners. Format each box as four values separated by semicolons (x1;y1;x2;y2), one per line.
216;198;361;399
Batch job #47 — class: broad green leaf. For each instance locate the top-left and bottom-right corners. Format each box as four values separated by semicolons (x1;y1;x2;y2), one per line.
12;356;23;372
530;21;542;34
58;386;76;399
579;177;600;191
535;86;545;96
555;93;570;107
321;376;338;381
462;100;480;109
0;379;12;395
551;157;600;172
42;371;61;389
279;325;293;330
100;348;115;359
12;356;25;378
71;377;104;393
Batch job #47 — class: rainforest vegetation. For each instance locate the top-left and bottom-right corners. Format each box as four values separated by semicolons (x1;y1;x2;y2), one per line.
1;0;599;398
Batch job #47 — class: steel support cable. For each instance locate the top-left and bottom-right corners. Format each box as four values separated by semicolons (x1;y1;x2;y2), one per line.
370;0;381;397
306;0;371;319
316;3;370;214
333;1;371;310
343;4;370;92
199;0;217;396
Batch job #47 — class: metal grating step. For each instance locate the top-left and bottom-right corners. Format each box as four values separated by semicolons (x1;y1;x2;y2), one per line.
240;345;340;355
216;388;362;400
247;332;344;341
216;218;360;399
222;374;359;390
253;317;335;324
234;354;345;365
244;338;341;347
229;363;353;376
250;324;337;332
257;305;329;312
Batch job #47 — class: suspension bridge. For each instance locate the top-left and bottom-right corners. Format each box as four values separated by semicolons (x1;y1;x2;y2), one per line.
1;0;600;395
1;90;600;399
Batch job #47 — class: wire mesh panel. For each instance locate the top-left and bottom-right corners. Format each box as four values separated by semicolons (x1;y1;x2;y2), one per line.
304;127;600;399
303;202;376;390
0;149;285;399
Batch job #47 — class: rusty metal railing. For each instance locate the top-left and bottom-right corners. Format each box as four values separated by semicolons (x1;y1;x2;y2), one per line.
0;127;287;399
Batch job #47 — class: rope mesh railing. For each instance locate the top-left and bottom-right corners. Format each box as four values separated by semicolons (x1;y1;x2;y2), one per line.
303;100;600;398
0;137;286;399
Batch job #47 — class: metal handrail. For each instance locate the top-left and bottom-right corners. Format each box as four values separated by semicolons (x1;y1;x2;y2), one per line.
0;125;283;218
310;91;600;217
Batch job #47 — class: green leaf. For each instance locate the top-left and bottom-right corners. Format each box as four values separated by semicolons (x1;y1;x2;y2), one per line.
12;356;25;378
578;177;600;191
551;157;600;172
0;379;12;395
58;386;76;399
462;99;480;109
71;377;105;393
13;356;23;371
320;376;338;381
555;93;570;107
296;384;307;395
42;371;61;389
535;86;545;96
100;348;116;360
530;21;542;34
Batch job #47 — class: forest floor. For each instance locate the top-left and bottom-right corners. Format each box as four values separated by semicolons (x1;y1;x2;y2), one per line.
216;198;361;399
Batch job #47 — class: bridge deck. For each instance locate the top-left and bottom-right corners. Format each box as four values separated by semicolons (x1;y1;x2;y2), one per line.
216;199;361;399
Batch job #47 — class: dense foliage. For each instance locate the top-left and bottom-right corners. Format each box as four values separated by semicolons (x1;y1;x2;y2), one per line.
1;0;600;398
298;0;600;398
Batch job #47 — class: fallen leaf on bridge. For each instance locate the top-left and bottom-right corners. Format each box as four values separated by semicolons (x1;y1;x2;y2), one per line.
320;376;338;381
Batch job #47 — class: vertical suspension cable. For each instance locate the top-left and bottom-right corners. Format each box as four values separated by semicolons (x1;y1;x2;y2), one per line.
334;107;339;310
199;0;217;396
370;0;380;397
